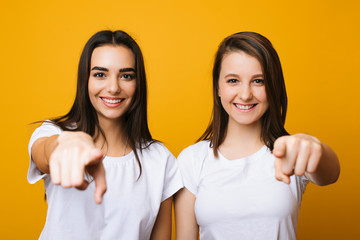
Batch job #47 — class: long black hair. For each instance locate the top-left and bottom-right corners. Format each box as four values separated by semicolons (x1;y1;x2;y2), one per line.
198;32;289;156
47;30;154;176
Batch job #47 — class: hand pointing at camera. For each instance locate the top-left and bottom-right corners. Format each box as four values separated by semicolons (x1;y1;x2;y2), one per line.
273;133;340;185
32;131;107;204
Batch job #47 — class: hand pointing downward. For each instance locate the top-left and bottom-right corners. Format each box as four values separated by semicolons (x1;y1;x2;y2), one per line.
49;131;107;204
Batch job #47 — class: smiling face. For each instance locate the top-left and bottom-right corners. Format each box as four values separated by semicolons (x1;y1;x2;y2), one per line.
88;45;136;123
218;51;269;128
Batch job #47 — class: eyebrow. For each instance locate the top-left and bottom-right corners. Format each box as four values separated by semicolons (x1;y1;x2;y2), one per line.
119;68;136;73
90;66;136;73
224;73;264;78
91;66;108;72
225;73;240;78
252;74;264;78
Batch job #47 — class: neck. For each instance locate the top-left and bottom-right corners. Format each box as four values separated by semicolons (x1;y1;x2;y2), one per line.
95;117;130;157
219;119;264;160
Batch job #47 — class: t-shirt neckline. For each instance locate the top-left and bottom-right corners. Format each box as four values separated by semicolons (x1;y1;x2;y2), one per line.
217;145;268;165
104;150;135;162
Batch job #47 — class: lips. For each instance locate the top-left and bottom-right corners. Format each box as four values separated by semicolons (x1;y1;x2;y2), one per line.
234;103;257;110
100;97;124;104
100;97;125;107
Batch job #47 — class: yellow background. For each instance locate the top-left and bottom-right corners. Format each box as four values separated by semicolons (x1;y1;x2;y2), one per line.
1;0;359;239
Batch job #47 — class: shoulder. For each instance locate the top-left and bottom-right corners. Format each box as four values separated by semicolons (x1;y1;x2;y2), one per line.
139;141;175;165
175;141;211;195
178;140;211;160
142;141;173;156
31;121;63;140
177;140;212;171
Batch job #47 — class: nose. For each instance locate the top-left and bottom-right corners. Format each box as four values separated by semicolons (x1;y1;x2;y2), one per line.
238;84;253;101
107;75;121;95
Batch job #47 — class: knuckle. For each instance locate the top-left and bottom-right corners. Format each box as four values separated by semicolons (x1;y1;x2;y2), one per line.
51;179;60;185
275;172;282;181
301;140;310;149
294;168;304;176
292;137;300;147
61;182;71;188
72;179;84;188
312;142;322;153
307;166;317;174
282;167;293;175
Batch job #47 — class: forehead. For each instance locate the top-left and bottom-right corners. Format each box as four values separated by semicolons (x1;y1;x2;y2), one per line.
220;51;262;73
90;45;135;68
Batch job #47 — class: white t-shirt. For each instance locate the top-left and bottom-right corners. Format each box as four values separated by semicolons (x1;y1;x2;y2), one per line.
28;122;184;240
177;141;308;240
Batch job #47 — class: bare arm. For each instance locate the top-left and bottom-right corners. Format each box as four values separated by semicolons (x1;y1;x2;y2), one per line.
150;197;173;240
31;135;59;174
274;133;340;186
174;188;199;240
30;131;107;203
304;142;340;186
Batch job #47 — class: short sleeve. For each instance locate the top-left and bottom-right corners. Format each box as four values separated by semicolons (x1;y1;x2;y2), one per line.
27;121;62;184
176;145;201;196
161;150;184;202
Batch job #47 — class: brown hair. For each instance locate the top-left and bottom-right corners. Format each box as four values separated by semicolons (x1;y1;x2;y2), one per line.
198;31;289;156
45;30;154;176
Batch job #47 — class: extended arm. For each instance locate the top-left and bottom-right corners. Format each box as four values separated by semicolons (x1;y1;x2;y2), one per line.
31;134;59;174
31;131;107;203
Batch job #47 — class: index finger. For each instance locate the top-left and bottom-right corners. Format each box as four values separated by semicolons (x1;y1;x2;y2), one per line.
87;161;107;204
94;165;107;204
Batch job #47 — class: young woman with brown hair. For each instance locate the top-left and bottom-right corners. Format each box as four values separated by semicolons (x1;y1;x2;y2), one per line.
175;32;340;240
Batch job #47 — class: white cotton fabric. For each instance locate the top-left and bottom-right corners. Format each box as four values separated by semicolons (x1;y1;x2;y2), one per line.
28;122;183;240
177;140;308;240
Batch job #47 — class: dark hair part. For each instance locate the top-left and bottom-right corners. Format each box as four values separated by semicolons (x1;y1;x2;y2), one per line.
48;30;154;177
198;31;289;157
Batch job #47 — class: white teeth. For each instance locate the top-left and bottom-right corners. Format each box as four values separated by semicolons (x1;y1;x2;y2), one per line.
102;98;123;104
235;104;255;110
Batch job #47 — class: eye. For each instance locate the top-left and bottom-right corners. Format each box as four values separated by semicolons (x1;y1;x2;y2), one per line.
121;73;135;80
253;79;264;85
93;72;105;78
227;79;238;84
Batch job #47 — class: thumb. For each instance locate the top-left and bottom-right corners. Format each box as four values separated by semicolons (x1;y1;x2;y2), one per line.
274;157;291;184
273;136;287;158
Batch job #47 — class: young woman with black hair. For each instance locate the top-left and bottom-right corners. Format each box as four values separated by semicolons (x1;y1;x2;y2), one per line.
28;30;183;240
175;32;340;240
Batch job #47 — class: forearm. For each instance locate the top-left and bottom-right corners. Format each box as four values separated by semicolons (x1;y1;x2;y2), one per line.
31;135;59;174
306;142;340;186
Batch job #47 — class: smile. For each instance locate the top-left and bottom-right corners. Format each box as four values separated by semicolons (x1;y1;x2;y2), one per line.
234;103;257;110
101;97;124;104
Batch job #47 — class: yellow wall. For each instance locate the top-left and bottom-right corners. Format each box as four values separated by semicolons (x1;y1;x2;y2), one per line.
1;0;359;238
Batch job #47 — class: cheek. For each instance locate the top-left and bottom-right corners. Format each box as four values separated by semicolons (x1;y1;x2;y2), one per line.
219;90;233;114
88;79;102;96
124;81;137;97
219;86;236;103
258;89;269;111
254;87;267;103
